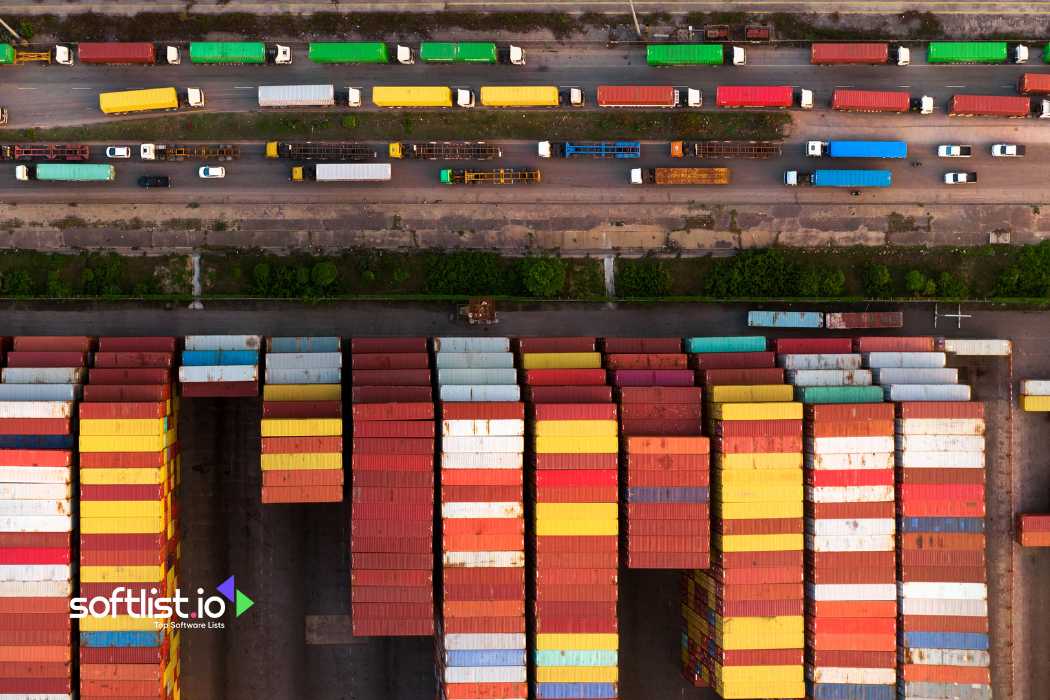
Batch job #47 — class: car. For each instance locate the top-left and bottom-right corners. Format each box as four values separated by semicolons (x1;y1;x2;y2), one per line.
105;146;131;159
199;166;226;179
944;171;978;185
138;175;172;188
937;144;972;158
992;143;1026;157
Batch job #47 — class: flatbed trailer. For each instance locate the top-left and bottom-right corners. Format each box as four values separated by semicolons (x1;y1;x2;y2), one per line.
140;143;239;161
630;167;730;185
439;168;540;184
388;142;501;160
0;144;89;161
538;141;641;159
670;140;781;159
266;141;376;161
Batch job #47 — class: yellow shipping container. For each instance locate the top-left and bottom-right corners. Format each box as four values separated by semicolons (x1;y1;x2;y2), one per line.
372;86;453;108
713;676;805;700
537;502;617;521
711;616;804;650
534;435;618;454
99;87;179;115
714;500;803;519
708;384;794;403
260;453;343;470
536;633;618;651
80;435;168;453
260;418;342;437
79;418;168;436
80;467;166;486
715;453;803;470
710;402;802;421
534;420;617;437
80;615;162;632
521;352;602;369
81;516;166;535
81;564;167;583
536;518;618;537
718;468;800;486
263;384;341;401
536;667;618;683
480;85;559;107
715;533;804;552
718;482;802;503
1021;395;1050;411
712;664;803;686
80;500;163;518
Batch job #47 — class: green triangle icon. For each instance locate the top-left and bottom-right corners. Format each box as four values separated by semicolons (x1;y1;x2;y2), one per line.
235;590;254;617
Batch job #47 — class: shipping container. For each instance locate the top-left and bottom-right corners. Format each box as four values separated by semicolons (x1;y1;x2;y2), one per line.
716;85;794;108
647;43;726;66
78;42;156;64
1019;72;1050;94
949;94;1031;117
832;89;911;113
748;310;823;328
811;43;890;65
928;41;1009;64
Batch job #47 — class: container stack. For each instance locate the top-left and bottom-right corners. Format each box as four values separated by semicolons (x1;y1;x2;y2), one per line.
1017;514;1050;547
178;335;260;398
260;337;343;504
434;337;527;700
0;336;82;700
606;337;708;570
518;337;620;700
682;335;806;699
78;336;181;700
858;337;968;403
1020;379;1050;412
895;401;989;700
348;337;434;637
776;337;883;406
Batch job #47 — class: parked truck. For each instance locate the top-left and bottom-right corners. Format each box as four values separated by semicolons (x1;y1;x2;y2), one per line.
0;107;7;127
0;144;89;161
98;87;204;115
189;41;291;64
419;42;525;65
268;142;377;161
783;169;892;187
596;85;701;108
0;43;73;65
388;142;501;159
1019;73;1050;95
538;141;641;159
630;167;730;185
810;42;910;66
479;86;583;107
949;93;1047;118
78;42;180;65
439;168;541;184
308;42;412;65
927;41;1026;64
670;140;782;159
291;163;392;182
831;89;934;115
140;144;239;161
371;86;475;108
646;43;745;66
716;85;813;109
806;140;907;158
15;163;115;182
258;84;336;108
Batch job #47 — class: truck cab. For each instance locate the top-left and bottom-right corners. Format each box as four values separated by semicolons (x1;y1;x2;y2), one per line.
537;142;555;159
396;45;413;64
1013;44;1029;63
895;46;911;66
347;87;362;107
783;170;810;186
14;165;30;181
730;46;746;65
140;144;158;160
165;46;181;65
0;107;7;127
53;45;73;65
185;88;205;108
629;168;645;185
1039;99;1050;119
455;89;475;108
507;45;526;65
272;44;293;64
805;141;828;157
680;88;702;108
798;89;814;109
911;96;935;115
560;88;584;107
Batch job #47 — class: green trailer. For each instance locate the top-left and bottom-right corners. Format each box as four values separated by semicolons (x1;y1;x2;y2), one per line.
647;43;734;66
0;44;14;65
189;41;267;64
309;42;388;64
927;41;1009;64
18;163;115;181
1044;43;1050;63
420;42;498;64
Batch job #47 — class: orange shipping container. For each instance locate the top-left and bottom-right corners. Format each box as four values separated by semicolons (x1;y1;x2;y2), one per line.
902;664;990;685
624;435;709;454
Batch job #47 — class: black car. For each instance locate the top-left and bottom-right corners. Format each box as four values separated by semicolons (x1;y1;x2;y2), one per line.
138;175;172;188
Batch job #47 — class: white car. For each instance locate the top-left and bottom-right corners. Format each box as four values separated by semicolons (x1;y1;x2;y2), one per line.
937;144;972;158
944;171;978;185
105;146;131;159
991;143;1025;157
198;166;226;179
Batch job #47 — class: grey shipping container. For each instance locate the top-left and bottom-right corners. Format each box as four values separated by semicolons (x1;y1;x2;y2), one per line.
882;384;971;401
435;352;516;369
264;367;341;384
438;385;521;402
185;335;261;351
872;368;959;384
436;368;518;385
433;337;512;353
258;84;336;108
264;352;343;369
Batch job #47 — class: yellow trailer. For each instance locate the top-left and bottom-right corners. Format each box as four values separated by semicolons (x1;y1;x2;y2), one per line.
480;85;560;107
372;86;456;108
99;87;179;115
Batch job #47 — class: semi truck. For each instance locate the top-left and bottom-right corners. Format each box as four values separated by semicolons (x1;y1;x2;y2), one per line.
478;86;583;107
927;41;1026;64
0;144;89;161
140;144;240;161
0;108;6;127
267;142;377;161
595;85;701;108
15;163;115;182
810;42;910;66
372;86;475;108
77;42;180;65
388;142;501;160
716;85;813;109
831;89;934;115
1019;73;1050;95
189;42;291;64
630;167;730;185
291;163;392;182
308;42;412;65
538;141;641;159
646;43;745;66
439;168;541;184
419;42;525;65
805;140;908;159
98;87;204;115
783;169;892;188
258;85;336;108
670;141;782;159
0;44;72;65
948;94;1045;118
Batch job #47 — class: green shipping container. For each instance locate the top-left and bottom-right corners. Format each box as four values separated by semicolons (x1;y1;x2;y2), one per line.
308;42;388;64
647;43;723;66
927;41;1007;64
36;163;116;182
1044;43;1050;63
189;41;266;64
796;385;884;404
684;337;767;353
420;42;498;63
0;43;14;65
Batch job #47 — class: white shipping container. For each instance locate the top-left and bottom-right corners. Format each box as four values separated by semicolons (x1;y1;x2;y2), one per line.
0;499;71;516
441;436;525;454
805;534;896;551
0;384;80;401
902;681;991;700
0;401;73;418
896;435;985;451
0;467;71;484
807;667;896;685
441;452;523;469
786;369;872;386
1021;379;1050;396
896;418;986;435
806;436;894;454
178;365;258;383
443;666;527;684
441;501;523;519
778;354;862;370
435;352;515;369
900;598;987;617
184;335;261;351
805;519;895;536
437;368;518;385
864;352;946;368
873;368;959;385
442;551;525;568
0;580;71;597
0;564;71;581
433;337;511;353
264;368;341;384
439;385;520;402
903;648;990;667
900;582;987;600
895;450;984;469
443;633;527;650
442;419;525;437
0;483;70;500
805;583;896;601
258;84;336;108
805;486;896;503
805;453;895;470
944;338;1011;356
1;367;84;384
884;384;972;402
0;514;72;532
264;352;342;369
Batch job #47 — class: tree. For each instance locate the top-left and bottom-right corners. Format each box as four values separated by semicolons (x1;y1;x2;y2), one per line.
796;266;822;297
518;257;566;298
311;261;338;290
905;270;937;297
820;269;846;297
863;264;894;298
617;257;672;297
937;271;969;299
251;263;271;294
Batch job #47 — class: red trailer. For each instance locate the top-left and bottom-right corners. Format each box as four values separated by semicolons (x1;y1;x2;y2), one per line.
832;89;910;113
824;311;903;329
716;85;793;108
949;94;1030;117
811;43;889;65
596;85;696;108
1018;73;1050;95
77;42;156;65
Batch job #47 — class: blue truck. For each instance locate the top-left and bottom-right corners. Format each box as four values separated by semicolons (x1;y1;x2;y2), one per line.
537;141;641;158
806;140;907;158
783;169;893;187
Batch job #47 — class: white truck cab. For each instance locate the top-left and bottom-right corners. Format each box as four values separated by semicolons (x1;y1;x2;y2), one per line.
895;46;911;66
805;141;827;157
629;168;644;185
1014;44;1029;63
784;170;800;186
538;141;553;159
916;95;935;115
564;88;584;106
140;144;157;160
1039;99;1050;118
273;45;292;64
683;88;702;107
186;88;205;108
347;88;362;107
456;89;475;108
54;45;73;65
731;46;746;65
166;46;181;65
508;45;526;65
396;45;413;64
15;165;29;181
798;89;814;109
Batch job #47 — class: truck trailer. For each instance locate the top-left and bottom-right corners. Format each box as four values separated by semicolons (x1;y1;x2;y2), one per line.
478;86;583;107
419;42;525;65
388;142;501;160
257;85;336;108
646;43;745;66
716;85;813;109
371;86;474;108
831;89;933;115
15;163;115;182
538;141;640;159
307;42;412;65
783;169;892;187
98;87;204;114
140;144;240;161
291;163;392;182
439;168;541;184
927;41;1026;64
810;42;910;66
948;94;1042;118
670;141;782;159
189;42;291;64
267;142;377;161
0;144;89;161
630;167;730;185
1019;73;1050;95
596;85;701;108
0;44;72;65
806;140;908;159
77;42;180;65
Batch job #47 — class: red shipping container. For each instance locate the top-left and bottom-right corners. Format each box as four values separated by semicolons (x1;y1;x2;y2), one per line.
83;384;171;402
351;504;432;521
352;369;431;386
354;535;432;552
81;484;164;501
716;85;794;108
0;448;71;467
627;503;709;521
523;368;606;386
626;453;708;470
13;336;90;352
353;421;434;438
602;337;682;353
899;548;984;567
717;435;803;453
900;615;987;633
620;402;701;420
534;569;617;587
689;352;776;370
0;547;69;564
809;633;896;652
595;85;678;107
0;598;70;614
442;567;524;586
807;567;895;584
809;650;896;668
899;533;985;550
811;42;889;65
442;616;525;634
352;470;433;487
628;535;708;552
774;338;853;354
628;551;708;569
807;469;894;487
98;337;176;352
80;548;167;566
89;367;170;384
80;533;165;551
444;600;524;617
0;533;69;549
352;454;432;471
713;582;803;601
700;367;785;385
900;483;984;501
351;386;432;402
624;435;709;454
535;616;618;634
900;565;986;583
80;646;166;664
618;387;702;404
78;663;164;680
441;469;521;487
262;436;342;453
350;337;428;353
0;418;69;435
5;351;85;368
605;353;687;370
92;351;173;368
855;336;934;352
77;41;156;64
832;89;910;113
809;600;897;619
515;337;596;352
442;682;527;700
0;679;70;694
949;93;1030;117
533;453;618;470
1019;72;1050;95
900;467;984;484
352;402;433;420
263;401;342;418
441;402;524;420
351;602;433;620
716;419;802;437
79;402;168;419
0;630;71;645
807;551;895;570
716;518;802;536
0;661;71;678
534;535;617;554
443;519;523;537
626;470;709;488
351;551;433;569
807;502;895;519
351;353;430;370
180;381;258;397
1019;513;1050;532
525;385;613;403
351;619;434;636
354;486;432;503
351;570;432;587
442;485;521;502
711;565;802;585
531;403;617;421
808;403;895;421
704;648;803;666
534;469;618;487
902;664;990;685
537;551;618;569
620;418;701;436
711;599;804;617
898;500;985;518
444;583;523;601
351;437;429;455
535;486;618;503
626;519;706;536
808;419;895;438
80;450;168;468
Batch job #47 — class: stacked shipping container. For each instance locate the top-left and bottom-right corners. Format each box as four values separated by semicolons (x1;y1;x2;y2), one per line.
349;337;434;636
0;336;80;699
178;335;260;397
519;337;620;700
1020;379;1050;411
434;337;527;700
1017;514;1050;546
261;337;343;504
608;337;709;569
78;336;180;700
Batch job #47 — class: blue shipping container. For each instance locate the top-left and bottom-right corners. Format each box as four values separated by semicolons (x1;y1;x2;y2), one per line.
904;632;989;651
627;486;709;503
536;683;619;699
0;384;79;401
684;336;767;353
0;434;74;449
534;650;619;666
268;336;341;353
747;310;823;328
182;349;258;366
445;649;526;667
80;630;164;647
827;140;908;159
813;169;892;188
808;681;894;700
900;517;985;534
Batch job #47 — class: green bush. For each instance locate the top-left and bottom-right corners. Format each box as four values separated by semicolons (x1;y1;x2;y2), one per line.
311;261;338;289
424;252;514;295
251;263;271;295
863;264;894;298
996;240;1050;297
702;249;804;298
617;257;671;297
905;270;936;297
937;271;969;299
517;257;567;298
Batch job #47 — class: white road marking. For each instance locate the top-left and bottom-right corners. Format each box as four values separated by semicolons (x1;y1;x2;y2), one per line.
71;87;90;90
234;86;254;89
898;85;911;88
947;85;966;88
16;87;36;90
